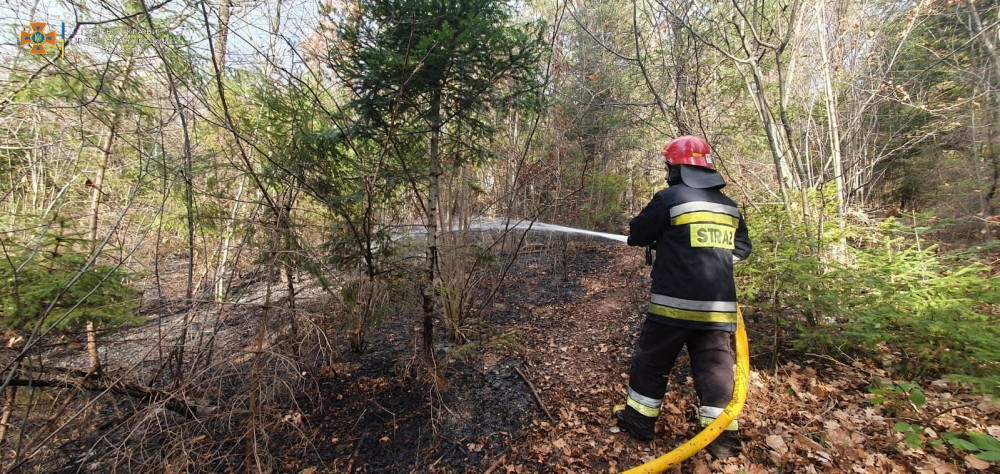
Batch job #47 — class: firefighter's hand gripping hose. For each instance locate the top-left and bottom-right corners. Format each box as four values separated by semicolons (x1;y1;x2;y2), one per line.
620;306;750;474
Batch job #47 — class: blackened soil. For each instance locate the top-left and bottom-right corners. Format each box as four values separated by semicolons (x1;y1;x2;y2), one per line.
300;241;651;472
306;355;536;473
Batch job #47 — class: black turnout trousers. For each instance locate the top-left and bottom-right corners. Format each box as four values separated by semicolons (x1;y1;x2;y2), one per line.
629;319;735;415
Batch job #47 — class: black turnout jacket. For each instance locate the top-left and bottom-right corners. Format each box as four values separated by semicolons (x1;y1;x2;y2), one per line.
627;182;752;332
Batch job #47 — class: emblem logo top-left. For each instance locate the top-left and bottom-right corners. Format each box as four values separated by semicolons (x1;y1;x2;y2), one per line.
20;22;58;54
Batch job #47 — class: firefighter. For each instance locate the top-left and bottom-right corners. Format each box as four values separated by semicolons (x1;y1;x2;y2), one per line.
615;135;752;460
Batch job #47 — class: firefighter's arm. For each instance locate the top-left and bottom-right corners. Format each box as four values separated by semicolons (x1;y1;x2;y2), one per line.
732;213;752;263
627;194;668;247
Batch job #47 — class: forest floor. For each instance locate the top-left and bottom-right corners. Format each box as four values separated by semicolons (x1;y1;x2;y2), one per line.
303;241;1000;473
13;240;996;472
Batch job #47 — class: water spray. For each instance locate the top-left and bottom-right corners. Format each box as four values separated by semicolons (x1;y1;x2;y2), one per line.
398;217;629;243
480;218;629;243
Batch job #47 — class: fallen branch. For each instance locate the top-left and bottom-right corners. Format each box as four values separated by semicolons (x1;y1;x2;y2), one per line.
514;366;554;423
484;454;507;474
925;401;979;424
6;372;200;419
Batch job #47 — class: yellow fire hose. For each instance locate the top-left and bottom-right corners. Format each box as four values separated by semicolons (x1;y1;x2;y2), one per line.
621;307;750;473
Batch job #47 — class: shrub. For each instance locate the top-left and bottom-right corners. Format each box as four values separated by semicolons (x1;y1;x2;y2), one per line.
0;218;139;332
741;204;1000;394
800;238;1000;393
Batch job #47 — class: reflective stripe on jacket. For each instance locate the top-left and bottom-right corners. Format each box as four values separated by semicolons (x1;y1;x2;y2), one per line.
627;183;752;331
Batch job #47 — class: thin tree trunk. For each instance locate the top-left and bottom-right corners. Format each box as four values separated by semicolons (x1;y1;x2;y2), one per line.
215;177;245;301
423;94;442;363
170;87;195;387
85;127;116;373
816;0;847;260
184;130;195;307
775;0;807;189
85;51;134;371
632;0;669;122
245;268;271;471
964;1;1000;238
772;1;817;254
216;0;231;74
971;91;990;238
461;162;470;231
669;9;693;136
986;104;1000;222
742;65;796;203
964;1;1000;81
817;0;844;216
0;361;18;446
279;190;298;336
213;0;278;300
156;72;195;386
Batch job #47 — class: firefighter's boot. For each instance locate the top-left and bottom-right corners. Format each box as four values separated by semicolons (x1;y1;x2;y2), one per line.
706;430;741;459
613;404;655;441
700;406;741;459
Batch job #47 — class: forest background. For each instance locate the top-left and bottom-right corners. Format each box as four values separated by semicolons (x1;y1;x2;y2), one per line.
1;0;1000;471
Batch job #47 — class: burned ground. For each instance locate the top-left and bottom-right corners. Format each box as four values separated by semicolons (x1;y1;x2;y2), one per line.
5;242;998;473
300;241;999;473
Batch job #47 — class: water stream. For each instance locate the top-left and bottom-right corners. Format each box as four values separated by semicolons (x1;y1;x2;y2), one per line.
456;217;629;243
475;218;628;243
393;217;629;244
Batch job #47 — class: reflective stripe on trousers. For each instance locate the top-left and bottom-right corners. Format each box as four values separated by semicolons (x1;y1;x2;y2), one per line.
626;386;661;418
699;405;738;430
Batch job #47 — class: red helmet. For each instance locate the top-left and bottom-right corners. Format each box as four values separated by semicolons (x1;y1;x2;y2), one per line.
661;135;715;169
